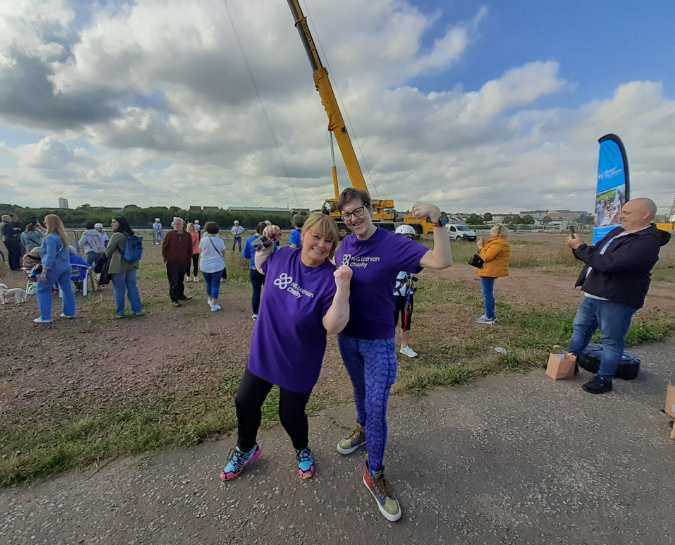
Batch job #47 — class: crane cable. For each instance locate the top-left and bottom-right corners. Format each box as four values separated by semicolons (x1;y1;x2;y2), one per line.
300;0;380;197
223;0;299;205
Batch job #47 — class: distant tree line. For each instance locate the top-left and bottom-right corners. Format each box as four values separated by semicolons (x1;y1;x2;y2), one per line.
0;203;300;229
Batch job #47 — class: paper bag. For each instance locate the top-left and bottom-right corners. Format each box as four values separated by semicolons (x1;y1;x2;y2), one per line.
546;353;577;380
665;383;675;419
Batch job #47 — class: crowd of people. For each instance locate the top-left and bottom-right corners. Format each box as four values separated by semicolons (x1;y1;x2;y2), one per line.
0;192;669;522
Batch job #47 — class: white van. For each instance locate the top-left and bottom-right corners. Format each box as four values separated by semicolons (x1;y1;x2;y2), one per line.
446;224;477;241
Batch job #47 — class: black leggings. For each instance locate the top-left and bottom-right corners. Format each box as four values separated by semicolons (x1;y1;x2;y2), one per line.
249;269;265;314
190;254;199;276
235;369;312;452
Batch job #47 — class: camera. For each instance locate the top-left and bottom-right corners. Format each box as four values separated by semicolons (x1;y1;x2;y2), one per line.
252;236;274;251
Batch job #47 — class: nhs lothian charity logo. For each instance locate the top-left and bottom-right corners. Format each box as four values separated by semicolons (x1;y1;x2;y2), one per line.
273;272;315;299
341;254;380;269
273;273;293;290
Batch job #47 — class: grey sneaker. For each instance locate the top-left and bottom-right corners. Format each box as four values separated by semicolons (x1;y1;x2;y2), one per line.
336;425;366;455
475;316;495;325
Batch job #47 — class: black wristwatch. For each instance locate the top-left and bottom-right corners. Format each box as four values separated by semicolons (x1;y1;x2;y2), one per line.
430;213;449;228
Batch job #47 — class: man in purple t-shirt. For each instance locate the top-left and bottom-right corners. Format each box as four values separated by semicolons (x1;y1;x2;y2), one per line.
334;188;453;523
219;213;352;483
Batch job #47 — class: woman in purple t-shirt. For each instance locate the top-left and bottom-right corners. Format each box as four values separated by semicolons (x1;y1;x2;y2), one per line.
333;188;453;522
220;213;352;482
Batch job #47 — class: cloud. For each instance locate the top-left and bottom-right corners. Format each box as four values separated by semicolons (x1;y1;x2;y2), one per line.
0;1;673;214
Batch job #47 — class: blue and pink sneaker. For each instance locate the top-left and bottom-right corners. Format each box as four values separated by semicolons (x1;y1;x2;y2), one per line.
296;447;315;480
219;445;261;481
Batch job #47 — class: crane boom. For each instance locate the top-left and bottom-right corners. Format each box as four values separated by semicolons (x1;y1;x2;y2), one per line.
286;0;368;194
284;1;437;234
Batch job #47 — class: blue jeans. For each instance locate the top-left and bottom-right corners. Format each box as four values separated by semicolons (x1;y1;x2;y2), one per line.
338;335;397;474
111;270;142;316
480;277;496;320
203;270;223;299
36;267;75;320
568;297;636;379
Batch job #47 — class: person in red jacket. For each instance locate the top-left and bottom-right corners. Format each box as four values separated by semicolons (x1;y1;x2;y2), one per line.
161;217;193;307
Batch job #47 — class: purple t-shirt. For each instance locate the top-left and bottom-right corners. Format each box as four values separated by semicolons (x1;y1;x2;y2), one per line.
247;247;336;393
335;228;428;340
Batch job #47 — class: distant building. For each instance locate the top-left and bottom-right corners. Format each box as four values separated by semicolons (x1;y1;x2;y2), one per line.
58;197;69;209
227;206;290;214
520;210;549;221
491;214;509;224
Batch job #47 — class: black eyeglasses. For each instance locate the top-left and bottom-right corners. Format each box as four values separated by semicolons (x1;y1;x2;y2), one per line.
341;206;367;220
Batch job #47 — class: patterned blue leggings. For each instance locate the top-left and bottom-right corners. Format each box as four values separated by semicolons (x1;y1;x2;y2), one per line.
338;335;397;473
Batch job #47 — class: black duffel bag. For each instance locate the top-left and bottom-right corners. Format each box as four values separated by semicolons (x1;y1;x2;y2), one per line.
577;343;641;380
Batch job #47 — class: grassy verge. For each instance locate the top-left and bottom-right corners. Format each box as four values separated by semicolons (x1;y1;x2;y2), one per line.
395;277;674;394
1;375;335;487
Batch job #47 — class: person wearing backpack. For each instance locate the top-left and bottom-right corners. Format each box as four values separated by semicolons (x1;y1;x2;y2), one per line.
105;216;144;319
199;222;226;312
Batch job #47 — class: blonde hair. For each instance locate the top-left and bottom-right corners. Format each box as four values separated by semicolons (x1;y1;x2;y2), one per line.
186;222;195;233
44;214;68;246
490;224;509;239
302;212;340;258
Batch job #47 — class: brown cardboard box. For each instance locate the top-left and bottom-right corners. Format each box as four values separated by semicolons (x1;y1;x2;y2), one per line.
546;353;577;380
665;383;675;419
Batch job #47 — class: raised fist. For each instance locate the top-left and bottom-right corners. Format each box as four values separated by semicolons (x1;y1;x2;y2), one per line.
411;203;441;223
333;264;353;290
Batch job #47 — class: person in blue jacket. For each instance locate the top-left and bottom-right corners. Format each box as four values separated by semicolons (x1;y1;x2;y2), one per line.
34;214;75;324
242;222;267;320
288;214;305;249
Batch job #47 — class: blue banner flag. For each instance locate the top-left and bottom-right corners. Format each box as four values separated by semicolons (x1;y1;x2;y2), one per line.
592;134;630;243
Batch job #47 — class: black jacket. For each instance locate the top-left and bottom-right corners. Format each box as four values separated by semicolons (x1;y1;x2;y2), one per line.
573;225;670;309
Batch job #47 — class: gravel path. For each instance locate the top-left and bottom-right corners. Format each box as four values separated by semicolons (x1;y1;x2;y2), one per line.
2;339;674;545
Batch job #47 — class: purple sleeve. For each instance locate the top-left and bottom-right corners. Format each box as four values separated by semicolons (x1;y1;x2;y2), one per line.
320;272;337;317
395;235;428;273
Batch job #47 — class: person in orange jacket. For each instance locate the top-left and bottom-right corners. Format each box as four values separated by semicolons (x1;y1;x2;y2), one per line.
475;224;511;325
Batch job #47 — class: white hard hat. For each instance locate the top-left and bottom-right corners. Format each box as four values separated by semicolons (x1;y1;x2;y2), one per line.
94;223;103;229
395;224;417;236
234;220;239;224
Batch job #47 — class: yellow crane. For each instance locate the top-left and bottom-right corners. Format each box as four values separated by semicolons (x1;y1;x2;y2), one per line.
286;0;435;234
656;195;675;232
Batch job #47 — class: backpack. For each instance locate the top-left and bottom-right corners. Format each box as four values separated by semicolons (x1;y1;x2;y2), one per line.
577;343;641;380
121;235;143;263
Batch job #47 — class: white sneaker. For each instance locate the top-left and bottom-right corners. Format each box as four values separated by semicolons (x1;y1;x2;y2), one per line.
400;345;418;358
59;313;75;319
211;304;222;312
33;317;53;324
475;316;495;325
252;314;258;320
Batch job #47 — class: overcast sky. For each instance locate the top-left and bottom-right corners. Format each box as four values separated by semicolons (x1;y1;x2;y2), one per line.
0;0;673;213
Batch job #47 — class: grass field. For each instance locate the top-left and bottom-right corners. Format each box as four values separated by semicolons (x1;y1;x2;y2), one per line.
0;232;673;486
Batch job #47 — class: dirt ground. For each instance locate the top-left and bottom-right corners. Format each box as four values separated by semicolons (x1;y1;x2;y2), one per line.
0;235;673;438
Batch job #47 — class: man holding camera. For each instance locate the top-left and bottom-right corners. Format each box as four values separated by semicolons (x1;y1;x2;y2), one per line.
566;198;670;394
